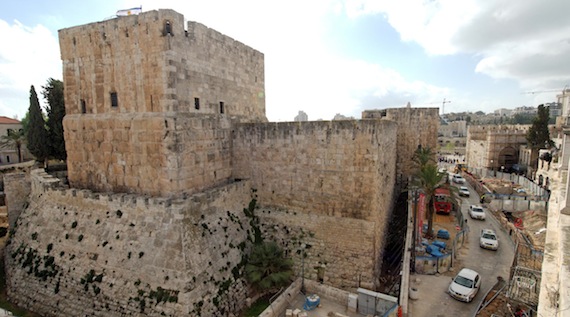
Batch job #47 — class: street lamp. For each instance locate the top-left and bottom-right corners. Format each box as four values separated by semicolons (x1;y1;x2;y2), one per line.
300;243;306;294
412;189;419;272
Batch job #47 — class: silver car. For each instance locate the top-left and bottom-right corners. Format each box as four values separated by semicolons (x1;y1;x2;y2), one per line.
448;268;481;302
480;229;499;250
468;205;486;220
459;186;470;197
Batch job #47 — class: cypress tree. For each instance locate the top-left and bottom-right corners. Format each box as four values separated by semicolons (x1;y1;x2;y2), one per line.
43;78;66;161
526;104;554;149
26;85;49;164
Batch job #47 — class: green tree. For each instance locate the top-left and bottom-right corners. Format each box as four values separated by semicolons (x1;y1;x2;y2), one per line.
26;85;49;165
415;164;447;238
526;104;554;149
42;78;66;161
245;241;294;292
412;146;436;171
20;111;30;135
0;129;26;163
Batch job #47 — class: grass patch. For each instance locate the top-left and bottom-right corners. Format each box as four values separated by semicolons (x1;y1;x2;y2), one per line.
239;295;271;317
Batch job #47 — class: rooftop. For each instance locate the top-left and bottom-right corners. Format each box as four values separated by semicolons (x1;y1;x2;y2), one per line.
0;116;20;124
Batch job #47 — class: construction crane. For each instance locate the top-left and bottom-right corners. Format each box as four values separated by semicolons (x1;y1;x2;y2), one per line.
424;98;452;114
441;98;452;115
522;86;568;95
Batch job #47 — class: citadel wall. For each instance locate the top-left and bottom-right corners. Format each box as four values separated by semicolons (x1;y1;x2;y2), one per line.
6;170;380;316
3;172;32;228
362;107;439;183
64;113;233;197
232;120;399;287
466;125;529;169
59;9;265;119
5;8;436;316
60;9;265;197
6;169;254;316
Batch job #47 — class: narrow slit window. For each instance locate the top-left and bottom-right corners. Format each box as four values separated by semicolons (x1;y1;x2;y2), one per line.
194;98;200;110
110;92;118;108
219;101;224;114
81;99;87;113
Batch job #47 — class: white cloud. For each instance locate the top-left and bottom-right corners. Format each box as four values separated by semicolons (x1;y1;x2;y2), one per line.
0;19;61;119
344;0;570;93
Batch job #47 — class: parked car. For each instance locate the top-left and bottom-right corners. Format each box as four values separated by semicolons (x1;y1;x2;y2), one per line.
459;186;470;197
468;205;486;220
452;174;465;184
448;268;481;302
480;229;499;250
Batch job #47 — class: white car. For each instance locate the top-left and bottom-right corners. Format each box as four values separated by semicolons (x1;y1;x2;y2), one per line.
448;268;481;302
480;229;499;250
452;174;466;184
459;186;470;197
468;205;486;220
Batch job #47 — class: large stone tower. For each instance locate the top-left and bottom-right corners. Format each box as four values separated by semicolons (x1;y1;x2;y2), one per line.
59;9;266;197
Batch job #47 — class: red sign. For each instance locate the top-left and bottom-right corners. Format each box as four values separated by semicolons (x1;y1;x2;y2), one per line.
418;193;425;241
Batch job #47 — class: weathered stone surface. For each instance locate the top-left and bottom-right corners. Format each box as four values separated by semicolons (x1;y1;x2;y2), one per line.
4;8;441;317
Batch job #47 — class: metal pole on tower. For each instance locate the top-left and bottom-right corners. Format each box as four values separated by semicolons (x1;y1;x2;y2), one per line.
442;98;451;115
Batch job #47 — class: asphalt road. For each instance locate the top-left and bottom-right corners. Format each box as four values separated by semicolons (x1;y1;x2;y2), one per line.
409;181;515;317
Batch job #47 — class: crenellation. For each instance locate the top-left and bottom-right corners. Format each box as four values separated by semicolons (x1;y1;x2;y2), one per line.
5;8;443;317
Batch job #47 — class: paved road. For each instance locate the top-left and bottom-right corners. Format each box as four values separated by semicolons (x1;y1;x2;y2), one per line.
409;181;515;317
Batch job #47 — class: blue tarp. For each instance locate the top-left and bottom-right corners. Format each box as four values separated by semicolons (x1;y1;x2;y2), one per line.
426;245;443;257
432;240;446;250
437;229;450;239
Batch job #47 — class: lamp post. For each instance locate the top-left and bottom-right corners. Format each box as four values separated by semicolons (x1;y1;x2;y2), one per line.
412;189;419;272
301;243;306;294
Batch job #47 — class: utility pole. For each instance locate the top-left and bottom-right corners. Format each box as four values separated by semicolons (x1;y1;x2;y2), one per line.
442;98;451;115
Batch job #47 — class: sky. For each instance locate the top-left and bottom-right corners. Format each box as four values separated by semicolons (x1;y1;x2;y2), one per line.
1;0;569;122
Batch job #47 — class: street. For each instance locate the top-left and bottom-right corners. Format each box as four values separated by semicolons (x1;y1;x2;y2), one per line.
409;181;515;317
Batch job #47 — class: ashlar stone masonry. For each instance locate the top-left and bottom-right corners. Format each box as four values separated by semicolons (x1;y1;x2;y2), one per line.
4;8;440;317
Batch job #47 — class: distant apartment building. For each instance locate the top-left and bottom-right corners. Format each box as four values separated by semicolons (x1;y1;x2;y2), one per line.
294;110;308;122
0;116;29;164
333;113;354;120
557;89;570;117
493;108;513;116
439;120;467;137
545;102;562;118
555;89;570;128
513;106;537;115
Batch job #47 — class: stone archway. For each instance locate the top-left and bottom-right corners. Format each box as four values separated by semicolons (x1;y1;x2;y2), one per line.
498;146;518;171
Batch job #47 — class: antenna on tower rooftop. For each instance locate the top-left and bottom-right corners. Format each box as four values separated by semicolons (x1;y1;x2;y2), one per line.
442;98;451;115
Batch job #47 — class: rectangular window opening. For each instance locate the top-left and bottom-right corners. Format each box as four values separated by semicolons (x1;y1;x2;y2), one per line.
110;92;118;108
219;101;224;114
194;98;200;110
81;99;87;113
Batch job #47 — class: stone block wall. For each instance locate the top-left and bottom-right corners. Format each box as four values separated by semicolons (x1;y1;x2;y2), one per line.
232;120;397;221
5;169;259;317
256;208;378;290
64;113;233;197
59;9;265;121
362;107;439;184
232;120;398;289
3;172;31;228
59;9;266;198
466;125;529;169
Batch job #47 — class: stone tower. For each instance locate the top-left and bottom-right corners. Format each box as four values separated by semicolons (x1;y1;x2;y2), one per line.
59;9;266;197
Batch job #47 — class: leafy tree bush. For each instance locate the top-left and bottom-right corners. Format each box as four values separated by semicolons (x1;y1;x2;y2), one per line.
42;78;66;161
245;241;293;292
26;86;49;165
